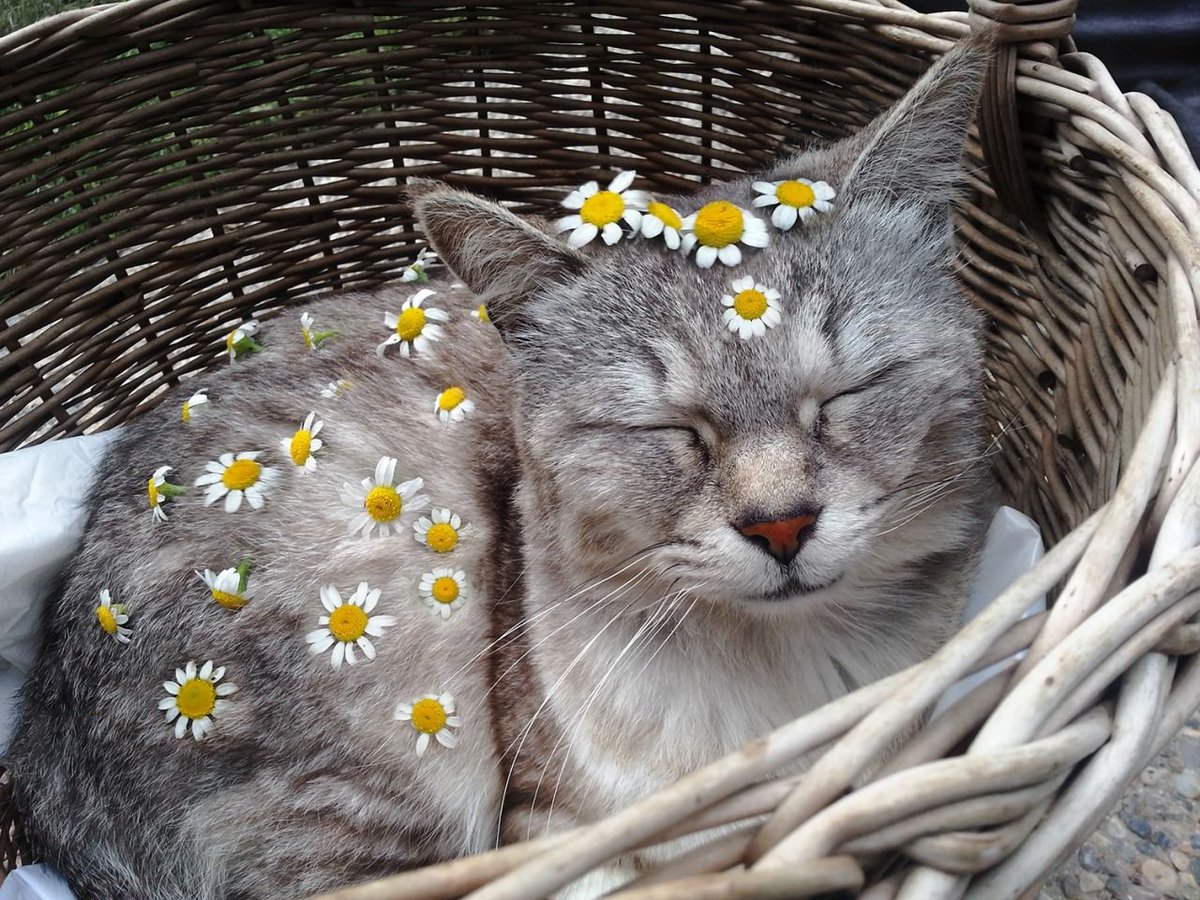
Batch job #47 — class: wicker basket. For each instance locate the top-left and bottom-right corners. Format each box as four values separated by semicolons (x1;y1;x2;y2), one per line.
2;1;1198;898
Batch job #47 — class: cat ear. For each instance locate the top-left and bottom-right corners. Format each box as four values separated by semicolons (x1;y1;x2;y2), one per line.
410;183;585;333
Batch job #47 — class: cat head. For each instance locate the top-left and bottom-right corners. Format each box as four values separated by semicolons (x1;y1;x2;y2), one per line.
415;40;992;613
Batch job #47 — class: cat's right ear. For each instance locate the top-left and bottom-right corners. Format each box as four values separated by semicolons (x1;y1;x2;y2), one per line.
410;183;585;334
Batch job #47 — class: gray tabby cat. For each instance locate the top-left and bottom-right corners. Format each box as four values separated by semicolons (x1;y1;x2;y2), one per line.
7;39;991;900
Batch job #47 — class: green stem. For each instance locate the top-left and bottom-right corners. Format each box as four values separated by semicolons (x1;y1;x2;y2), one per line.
235;559;253;593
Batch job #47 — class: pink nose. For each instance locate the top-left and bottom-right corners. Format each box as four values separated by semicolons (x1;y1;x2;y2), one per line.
738;510;819;565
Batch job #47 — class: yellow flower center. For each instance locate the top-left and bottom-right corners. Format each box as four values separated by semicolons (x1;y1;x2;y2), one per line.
302;326;314;350
289;429;312;465
96;605;117;635
395;307;427;342
410;698;448;734
431;576;460;604
426;523;459;553
221;458;261;491
775;180;816;208
365;485;402;522
579;190;625;227
211;589;247;610
647;200;682;231
225;330;237;351
438;386;466;412
692;201;745;248
147;477;160;508
329;603;368;642
176;678;217;720
476;304;490;324
181;401;192;422
733;289;769;320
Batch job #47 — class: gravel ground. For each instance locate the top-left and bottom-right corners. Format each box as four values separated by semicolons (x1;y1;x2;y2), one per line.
1041;712;1200;900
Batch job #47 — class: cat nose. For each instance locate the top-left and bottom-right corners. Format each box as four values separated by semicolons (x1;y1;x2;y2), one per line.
736;508;820;565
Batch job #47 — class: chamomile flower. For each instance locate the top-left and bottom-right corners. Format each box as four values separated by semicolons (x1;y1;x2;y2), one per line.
225;320;261;362
321;379;351;399
194;451;277;513
378;289;448;359
197;564;254;610
434;386;475;423
639;199;684;250
418;568;469;619
181;390;208;423
305;582;397;668
395;692;460;755
471;304;490;324
414;507;469;553
95;588;132;643
555;170;648;248
752;178;836;230
721;277;783;340
299;311;339;350
147;465;184;523
281;412;324;471
158;659;237;741
340;456;428;538
680;201;769;268
401;247;439;283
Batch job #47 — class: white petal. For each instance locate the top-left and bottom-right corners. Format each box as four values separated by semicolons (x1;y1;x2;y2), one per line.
752;194;779;208
561;191;584;210
579;180;599;197
436;729;458;748
609;169;636;192
216;682;237;696
357;636;376;660
732;276;753;291
763;307;782;327
158;697;177;710
752;180;777;194
567;223;598;249
199;660;213;680
641;216;664;238
814;182;836;201
331;642;345;668
344;642;357;666
738;320;755;340
416;733;430;755
555;214;583;232
185;661;197;679
696;245;717;268
718;244;742;266
664;228;681;250
773;204;798;230
245;490;265;510
174;716;188;739
621;209;642;230
223;490;242;513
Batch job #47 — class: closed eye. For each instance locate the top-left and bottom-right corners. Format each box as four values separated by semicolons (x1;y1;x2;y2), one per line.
822;359;912;406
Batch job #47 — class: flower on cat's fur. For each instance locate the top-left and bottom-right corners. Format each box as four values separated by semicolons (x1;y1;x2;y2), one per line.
95;588;131;644
722;277;783;340
147;465;185;523
194;451;277;513
555;170;648;248
306;582;397;668
680;202;769;268
158;659;237;741
321;379;351;399
281;412;324;471
419;568;468;619
414;507;469;554
471;304;490;324
197;563;253;610
181;390;208;423
400;247;438;283
395;692;460;755
378;289;448;359
341;456;428;538
225;320;261;363
752;178;836;230
434;386;474;423
640;200;684;250
300;312;339;350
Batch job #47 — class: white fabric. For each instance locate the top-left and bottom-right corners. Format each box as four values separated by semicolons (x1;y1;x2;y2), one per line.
0;867;73;900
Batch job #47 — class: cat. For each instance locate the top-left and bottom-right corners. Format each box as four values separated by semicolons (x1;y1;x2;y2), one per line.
6;38;992;900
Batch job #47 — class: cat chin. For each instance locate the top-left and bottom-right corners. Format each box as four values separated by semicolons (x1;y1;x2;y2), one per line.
699;572;846;615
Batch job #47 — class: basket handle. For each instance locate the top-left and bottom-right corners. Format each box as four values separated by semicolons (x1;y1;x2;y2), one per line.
967;0;1078;230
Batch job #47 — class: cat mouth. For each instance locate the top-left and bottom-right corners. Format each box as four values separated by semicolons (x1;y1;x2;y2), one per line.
755;573;842;602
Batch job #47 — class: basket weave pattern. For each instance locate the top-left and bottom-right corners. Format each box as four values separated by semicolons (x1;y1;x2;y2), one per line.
1;2;1198;898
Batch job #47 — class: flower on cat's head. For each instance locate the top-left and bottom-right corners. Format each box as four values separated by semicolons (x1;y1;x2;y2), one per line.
721;277;783;340
472;304;490;324
419;568;468;619
378;289;448;359
680;202;769;268
197;563;253;610
321;379;351;399
395;692;460;755
225;320;261;363
401;247;438;283
147;465;185;522
158;659;237;741
305;582;397;668
95;588;131;644
341;457;428;538
434;386;474;423
181;390;208;423
414;507;469;554
752;178;835;230
300;312;339;350
555;170;647;248
640;200;684;250
281;412;324;471
194;451;277;513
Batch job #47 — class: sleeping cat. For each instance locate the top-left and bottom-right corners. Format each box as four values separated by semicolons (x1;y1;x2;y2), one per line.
7;39;991;899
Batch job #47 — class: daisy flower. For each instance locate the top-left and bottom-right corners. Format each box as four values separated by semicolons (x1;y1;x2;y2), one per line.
300;311;339;350
340;456;428;538
305;582;397;668
181;390;208;423
418;568;469;619
639;199;684;250
471;304;490;324
434;386;475;423
158;659;237;741
400;247;439;283
555;170;648;248
680;201;769;268
197;563;253;610
414;507;469;554
752;178;836;230
395;692;460;755
321;379;351;399
225;320;261;363
281;412;324;471
721;277;783;340
147;465;185;523
95;588;132;643
377;289;449;359
194;451;277;513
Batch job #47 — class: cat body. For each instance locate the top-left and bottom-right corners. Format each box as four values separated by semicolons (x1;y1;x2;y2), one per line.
8;40;993;899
